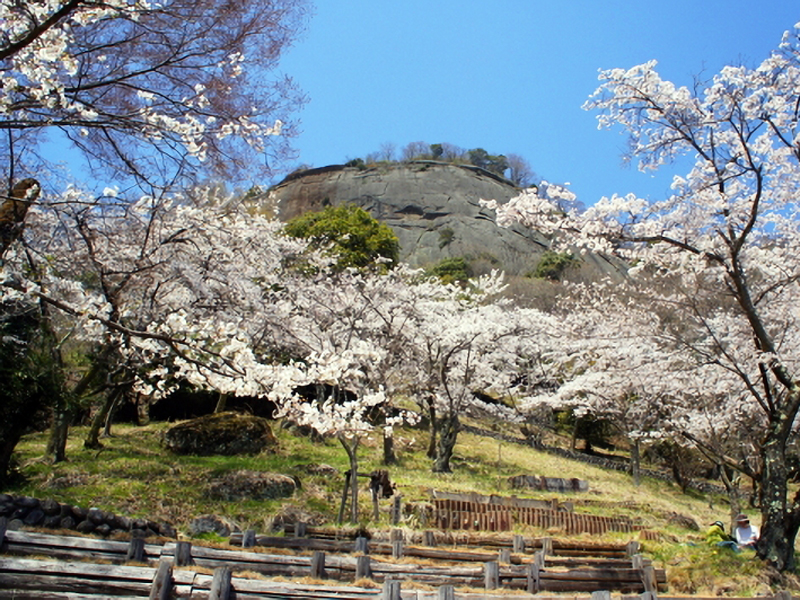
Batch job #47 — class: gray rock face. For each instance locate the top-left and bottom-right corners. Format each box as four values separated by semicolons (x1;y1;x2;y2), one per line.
267;162;624;279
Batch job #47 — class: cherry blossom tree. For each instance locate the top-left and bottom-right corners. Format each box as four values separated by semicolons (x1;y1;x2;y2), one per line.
520;283;677;484
269;265;419;522
1;0;308;191
0;186;312;466
484;23;800;570
403;274;557;473
0;0;309;472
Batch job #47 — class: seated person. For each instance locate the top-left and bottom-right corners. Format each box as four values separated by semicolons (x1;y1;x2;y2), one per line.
705;520;739;552
734;514;759;548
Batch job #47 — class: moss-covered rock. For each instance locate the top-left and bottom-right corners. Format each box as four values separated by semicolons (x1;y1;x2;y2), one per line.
163;412;277;456
207;470;297;501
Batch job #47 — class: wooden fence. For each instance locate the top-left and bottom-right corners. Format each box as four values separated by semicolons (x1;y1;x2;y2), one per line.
1;524;666;595
0;525;797;599
0;556;795;600
433;498;635;534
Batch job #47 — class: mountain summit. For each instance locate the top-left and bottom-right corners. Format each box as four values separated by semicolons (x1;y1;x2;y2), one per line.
268;161;622;279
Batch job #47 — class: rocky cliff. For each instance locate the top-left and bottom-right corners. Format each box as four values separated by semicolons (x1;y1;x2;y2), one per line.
266;161;622;279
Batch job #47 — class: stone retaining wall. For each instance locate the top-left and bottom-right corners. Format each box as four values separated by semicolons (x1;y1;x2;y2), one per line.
0;493;176;538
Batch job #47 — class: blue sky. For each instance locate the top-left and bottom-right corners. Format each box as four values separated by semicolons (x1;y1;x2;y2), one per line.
275;1;799;205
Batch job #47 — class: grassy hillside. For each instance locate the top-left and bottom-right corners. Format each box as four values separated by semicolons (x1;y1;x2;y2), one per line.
4;418;798;596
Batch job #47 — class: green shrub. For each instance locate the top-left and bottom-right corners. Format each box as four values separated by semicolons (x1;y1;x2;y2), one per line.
284;204;399;270
427;257;471;285
438;228;455;249
531;251;578;281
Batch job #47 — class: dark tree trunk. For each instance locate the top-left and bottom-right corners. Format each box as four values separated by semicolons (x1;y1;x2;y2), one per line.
45;404;71;463
102;391;121;437
433;413;459;473
426;397;437;459
43;341;106;463
84;387;123;449
214;393;228;413
629;438;641;487
382;429;396;465
137;395;151;426
755;431;799;571
0;428;25;485
339;435;360;524
719;466;743;531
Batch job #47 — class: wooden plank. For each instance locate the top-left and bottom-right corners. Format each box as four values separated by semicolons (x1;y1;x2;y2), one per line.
0;557;156;581
0;592;145;600
4;530;130;553
0;572;152;596
226;575;383;598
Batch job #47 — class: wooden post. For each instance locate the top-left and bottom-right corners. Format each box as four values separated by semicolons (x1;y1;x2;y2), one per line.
775;592;793;600
528;550;544;593
512;533;525;553
542;537;553;556
390;528;404;542
640;592;658;600
295;522;307;537
499;548;511;564
627;540;641;557
311;550;326;579
338;471;351;525
382;580;401;600
126;537;146;562
592;591;612;600
484;560;499;590
438;584;456;600
423;530;436;547
0;517;7;546
148;559;173;600
355;536;369;554
391;494;402;525
641;565;658;593
392;540;404;559
356;555;372;580
174;541;193;566
242;529;256;548
209;566;232;600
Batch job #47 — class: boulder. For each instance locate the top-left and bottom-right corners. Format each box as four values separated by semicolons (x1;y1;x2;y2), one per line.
189;514;239;537
208;470;297;501
164;412;277;456
269;505;328;531
666;511;699;531
300;463;340;476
